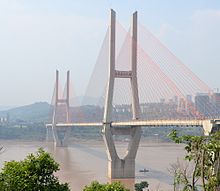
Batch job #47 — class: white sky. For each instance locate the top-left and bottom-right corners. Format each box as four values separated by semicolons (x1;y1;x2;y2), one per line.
0;0;220;106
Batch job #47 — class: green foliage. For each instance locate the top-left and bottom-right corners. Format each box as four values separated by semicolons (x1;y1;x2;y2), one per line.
134;181;149;191
0;148;70;191
83;181;130;191
168;130;220;191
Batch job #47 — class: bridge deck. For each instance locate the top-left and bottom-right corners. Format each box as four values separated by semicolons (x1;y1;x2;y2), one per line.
46;119;220;128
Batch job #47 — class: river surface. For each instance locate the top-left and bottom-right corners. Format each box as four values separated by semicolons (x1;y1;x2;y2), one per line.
0;139;185;191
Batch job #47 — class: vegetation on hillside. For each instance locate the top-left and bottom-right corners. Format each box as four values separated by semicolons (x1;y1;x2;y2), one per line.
0;122;46;140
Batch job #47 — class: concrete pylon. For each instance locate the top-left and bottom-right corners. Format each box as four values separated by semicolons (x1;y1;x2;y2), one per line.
51;70;71;147
103;9;142;179
203;119;220;135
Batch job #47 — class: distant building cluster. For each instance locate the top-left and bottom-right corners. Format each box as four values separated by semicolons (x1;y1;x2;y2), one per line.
48;92;220;123
112;92;220;120
0;113;10;125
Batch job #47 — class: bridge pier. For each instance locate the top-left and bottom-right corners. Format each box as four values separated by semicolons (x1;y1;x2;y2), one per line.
203;120;214;135
203;119;220;135
109;158;135;179
52;127;70;147
46;126;54;142
103;124;141;179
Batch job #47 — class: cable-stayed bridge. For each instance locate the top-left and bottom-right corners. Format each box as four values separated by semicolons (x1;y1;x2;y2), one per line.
46;10;220;179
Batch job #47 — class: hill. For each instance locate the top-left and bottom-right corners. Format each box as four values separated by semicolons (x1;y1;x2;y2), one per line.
0;102;51;123
0;105;16;111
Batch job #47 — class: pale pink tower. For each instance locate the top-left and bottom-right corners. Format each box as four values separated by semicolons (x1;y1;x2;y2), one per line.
51;70;71;147
102;9;142;179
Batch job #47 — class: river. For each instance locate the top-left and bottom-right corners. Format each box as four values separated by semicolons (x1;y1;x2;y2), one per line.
0;139;185;191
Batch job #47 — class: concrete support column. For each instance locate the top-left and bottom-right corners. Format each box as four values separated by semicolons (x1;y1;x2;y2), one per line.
46;126;54;142
130;11;140;120
103;9;116;123
52;70;61;146
203;119;220;135
66;71;70;123
203;120;214;135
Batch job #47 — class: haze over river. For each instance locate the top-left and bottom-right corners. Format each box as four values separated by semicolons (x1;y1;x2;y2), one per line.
0;139;185;190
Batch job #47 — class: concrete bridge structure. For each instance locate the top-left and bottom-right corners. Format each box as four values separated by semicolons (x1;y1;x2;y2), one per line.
46;9;220;179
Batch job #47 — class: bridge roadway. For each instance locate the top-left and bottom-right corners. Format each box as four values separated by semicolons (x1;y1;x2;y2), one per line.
46;119;220;135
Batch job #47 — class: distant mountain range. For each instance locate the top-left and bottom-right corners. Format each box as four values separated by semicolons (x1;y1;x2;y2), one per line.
0;96;105;123
0;102;51;123
0;106;16;111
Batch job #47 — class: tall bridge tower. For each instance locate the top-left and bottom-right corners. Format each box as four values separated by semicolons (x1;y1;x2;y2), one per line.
102;9;142;179
51;70;71;147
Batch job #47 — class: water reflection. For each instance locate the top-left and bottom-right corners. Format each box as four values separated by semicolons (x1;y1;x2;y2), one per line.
47;144;71;169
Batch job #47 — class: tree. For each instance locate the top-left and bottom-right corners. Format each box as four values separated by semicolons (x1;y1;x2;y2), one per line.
134;181;149;191
168;130;220;191
83;181;130;191
0;148;70;191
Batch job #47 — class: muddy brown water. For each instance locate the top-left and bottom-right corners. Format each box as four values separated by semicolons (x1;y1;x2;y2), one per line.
0;139;185;191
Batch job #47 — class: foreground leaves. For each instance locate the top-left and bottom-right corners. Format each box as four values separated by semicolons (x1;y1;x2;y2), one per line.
168;130;220;191
0;148;70;191
83;181;130;191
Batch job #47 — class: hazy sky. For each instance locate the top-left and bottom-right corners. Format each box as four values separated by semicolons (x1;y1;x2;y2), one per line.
0;0;220;106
